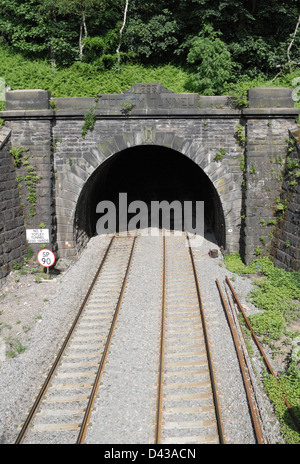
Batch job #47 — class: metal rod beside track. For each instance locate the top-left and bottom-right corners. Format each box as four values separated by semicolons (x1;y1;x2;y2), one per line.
225;276;300;433
216;279;265;444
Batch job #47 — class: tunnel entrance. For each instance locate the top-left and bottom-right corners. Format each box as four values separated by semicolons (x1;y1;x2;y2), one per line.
74;146;225;249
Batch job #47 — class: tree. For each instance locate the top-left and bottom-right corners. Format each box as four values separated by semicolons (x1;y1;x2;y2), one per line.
287;13;300;72
123;8;178;63
56;0;101;60
39;0;78;68
116;0;129;70
0;0;77;65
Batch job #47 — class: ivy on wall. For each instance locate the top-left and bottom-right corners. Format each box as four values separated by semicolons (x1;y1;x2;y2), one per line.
10;146;42;222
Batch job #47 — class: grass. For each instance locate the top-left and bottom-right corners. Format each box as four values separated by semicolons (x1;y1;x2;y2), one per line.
6;337;26;358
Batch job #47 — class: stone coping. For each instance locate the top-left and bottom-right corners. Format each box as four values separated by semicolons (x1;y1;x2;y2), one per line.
2;86;299;118
0;107;299;120
0;127;11;149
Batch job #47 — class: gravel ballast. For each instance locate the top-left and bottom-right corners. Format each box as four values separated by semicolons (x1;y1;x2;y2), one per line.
0;231;282;444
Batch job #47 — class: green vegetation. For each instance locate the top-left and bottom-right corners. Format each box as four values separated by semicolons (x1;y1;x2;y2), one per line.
225;253;300;312
6;338;26;358
0;43;299;104
10;145;41;220
224;253;300;443
254;246;262;256
275;196;288;212
263;366;300;444
235;124;247;148
0;45;190;97
0;2;299;102
260;236;266;246
121;101;135;114
214;148;226;162
0;0;300;443
186;24;234;95
10;146;23;167
82;106;96;138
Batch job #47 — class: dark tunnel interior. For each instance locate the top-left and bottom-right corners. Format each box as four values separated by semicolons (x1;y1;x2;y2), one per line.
74;145;225;248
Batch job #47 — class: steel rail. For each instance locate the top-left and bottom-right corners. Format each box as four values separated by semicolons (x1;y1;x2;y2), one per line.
15;236;115;444
77;235;137;444
187;238;225;444
225;276;300;433
154;235;166;444
216;279;265;444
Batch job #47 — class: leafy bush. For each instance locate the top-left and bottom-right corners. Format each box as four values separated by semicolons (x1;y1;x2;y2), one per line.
224;69;300;108
186;25;234;95
0;45;191;97
83;30;119;63
124;9;179;62
82;106;96;138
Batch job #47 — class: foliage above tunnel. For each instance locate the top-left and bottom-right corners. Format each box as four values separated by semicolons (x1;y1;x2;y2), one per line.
0;0;299;99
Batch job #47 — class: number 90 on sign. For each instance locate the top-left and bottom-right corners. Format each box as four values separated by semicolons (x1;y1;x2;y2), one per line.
37;249;56;268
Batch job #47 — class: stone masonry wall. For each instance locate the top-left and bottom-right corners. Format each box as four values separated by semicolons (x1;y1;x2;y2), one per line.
0;126;26;282
244;115;298;264
6;118;55;257
53;116;244;258
0;86;299;268
270;127;300;271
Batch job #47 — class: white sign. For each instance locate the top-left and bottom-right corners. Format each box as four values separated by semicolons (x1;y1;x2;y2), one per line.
26;229;49;244
37;249;56;268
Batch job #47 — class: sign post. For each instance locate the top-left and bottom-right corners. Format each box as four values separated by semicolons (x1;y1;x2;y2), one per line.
37;249;56;279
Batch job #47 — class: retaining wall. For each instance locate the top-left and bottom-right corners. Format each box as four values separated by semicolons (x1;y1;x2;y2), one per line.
0;126;27;282
0;85;299;272
270;128;300;271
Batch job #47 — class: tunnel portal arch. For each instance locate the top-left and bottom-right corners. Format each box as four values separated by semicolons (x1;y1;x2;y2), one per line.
73;144;226;251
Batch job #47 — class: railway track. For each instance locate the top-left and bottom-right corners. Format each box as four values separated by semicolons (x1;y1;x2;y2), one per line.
154;233;225;444
15;230;272;444
16;234;136;444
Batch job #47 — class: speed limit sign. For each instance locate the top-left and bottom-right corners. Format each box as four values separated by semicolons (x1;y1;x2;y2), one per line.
37;249;56;268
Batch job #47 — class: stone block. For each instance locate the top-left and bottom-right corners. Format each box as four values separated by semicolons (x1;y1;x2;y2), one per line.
248;87;294;108
51;97;94;110
199;96;232;108
0;127;11;149
6;90;50;110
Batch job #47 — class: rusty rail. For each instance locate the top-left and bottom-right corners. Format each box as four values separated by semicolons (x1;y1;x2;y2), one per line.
216;279;265;444
15;235;137;445
155;234;225;444
77;236;137;443
154;235;166;444
188;239;225;444
15;236;115;444
225;276;300;434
